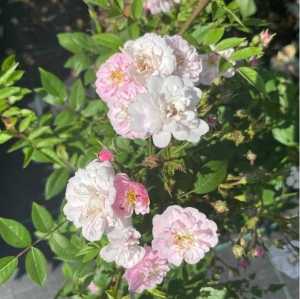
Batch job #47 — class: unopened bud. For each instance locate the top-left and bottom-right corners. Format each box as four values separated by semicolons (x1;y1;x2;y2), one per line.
233;244;244;258
143;155;160;169
98;149;114;162
212;200;229;214
252;246;265;257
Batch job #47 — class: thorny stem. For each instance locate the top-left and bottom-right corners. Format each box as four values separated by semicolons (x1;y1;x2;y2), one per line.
179;0;211;35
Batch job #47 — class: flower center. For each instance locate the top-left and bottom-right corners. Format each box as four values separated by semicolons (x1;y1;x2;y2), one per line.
127;189;137;205
135;55;153;74
110;70;124;84
175;53;185;67
174;233;194;250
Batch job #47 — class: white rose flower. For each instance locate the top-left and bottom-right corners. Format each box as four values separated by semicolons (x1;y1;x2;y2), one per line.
128;76;209;148
199;48;235;86
165;35;202;82
100;227;145;268
123;33;176;83
63;160;121;242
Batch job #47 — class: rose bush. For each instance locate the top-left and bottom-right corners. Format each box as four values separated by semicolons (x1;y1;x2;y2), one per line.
0;0;298;298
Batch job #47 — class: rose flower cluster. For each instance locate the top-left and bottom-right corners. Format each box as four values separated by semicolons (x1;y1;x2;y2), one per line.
95;33;213;148
63;152;219;294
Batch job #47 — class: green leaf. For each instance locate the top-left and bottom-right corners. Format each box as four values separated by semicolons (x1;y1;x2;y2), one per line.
64;54;92;76
49;233;76;260
39;68;67;103
148;288;167;298
19;114;36;132
230;47;262;61
115;0;124;10
105;290;116;299
84;0;110;8
128;22;140;39
131;0;143;19
0;256;18;285
69;79;85;110
25;247;48;286
200;27;225;45
0;61;19;85
0;218;31;248
32;202;54;233
194;160;228;194
262;189;275;206
237;0;256;18
28;126;52;140
272;125;297;147
0;132;12;144
215;37;246;51
54;111;75;128
238;67;265;93
76;245;100;263
192;25;224;46
199;287;227;299
45;168;70;200
36;137;61;148
23;147;34;168
57;32;95;54
0;87;21;100
93;33;123;50
82;100;106;117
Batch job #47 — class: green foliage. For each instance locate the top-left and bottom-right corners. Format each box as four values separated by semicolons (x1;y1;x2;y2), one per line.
0;218;31;248
0;257;18;285
25;247;48;286
45;168;70;200
0;0;298;298
32;202;54;233
194;160;228;194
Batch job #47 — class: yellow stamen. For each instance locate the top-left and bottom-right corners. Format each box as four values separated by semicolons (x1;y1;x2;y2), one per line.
174;233;194;249
111;70;124;84
127;189;136;205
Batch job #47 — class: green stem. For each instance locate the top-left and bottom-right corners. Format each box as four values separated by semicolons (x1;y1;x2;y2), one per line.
16;220;67;259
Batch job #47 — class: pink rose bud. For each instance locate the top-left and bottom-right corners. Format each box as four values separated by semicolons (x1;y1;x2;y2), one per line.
98;149;114;162
253;246;265;257
238;259;249;269
260;29;275;48
87;282;100;294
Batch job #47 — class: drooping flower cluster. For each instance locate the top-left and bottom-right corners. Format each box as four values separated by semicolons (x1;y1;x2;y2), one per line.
96;33;211;148
144;0;181;15
64;156;219;294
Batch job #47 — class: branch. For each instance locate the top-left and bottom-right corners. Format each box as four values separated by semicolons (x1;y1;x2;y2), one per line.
179;0;211;35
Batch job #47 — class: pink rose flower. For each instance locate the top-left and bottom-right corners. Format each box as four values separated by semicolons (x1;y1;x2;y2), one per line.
107;102;147;139
152;205;218;266
113;173;150;218
95;53;144;105
124;246;170;294
98;149;114;162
